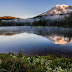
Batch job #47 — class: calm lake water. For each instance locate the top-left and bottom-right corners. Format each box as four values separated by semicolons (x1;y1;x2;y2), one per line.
0;26;72;57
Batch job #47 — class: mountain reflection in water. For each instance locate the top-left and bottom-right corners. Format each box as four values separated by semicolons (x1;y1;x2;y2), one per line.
0;26;72;58
45;35;72;45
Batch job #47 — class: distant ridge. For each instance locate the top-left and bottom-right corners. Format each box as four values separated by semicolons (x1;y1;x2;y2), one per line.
0;16;20;20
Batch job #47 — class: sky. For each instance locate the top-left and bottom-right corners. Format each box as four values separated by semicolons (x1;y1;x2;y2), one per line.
0;0;72;19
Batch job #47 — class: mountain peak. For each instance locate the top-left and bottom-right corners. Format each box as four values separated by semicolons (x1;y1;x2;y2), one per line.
39;4;72;16
55;4;68;8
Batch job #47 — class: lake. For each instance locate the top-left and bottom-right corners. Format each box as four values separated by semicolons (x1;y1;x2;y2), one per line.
0;26;72;58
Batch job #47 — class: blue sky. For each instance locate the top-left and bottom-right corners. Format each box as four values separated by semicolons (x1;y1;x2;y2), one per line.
0;0;72;19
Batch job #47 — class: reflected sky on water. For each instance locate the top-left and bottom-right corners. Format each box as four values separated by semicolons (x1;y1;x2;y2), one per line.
0;26;72;58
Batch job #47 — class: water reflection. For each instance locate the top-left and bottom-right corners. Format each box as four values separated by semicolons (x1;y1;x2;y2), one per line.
45;35;72;45
0;26;72;57
0;26;72;37
0;33;53;56
0;26;72;45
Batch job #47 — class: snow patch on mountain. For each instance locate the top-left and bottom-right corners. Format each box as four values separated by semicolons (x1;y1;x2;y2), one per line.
40;4;72;16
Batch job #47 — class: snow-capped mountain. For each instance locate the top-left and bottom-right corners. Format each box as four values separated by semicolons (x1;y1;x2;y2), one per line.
1;4;72;23
39;4;72;16
34;4;72;21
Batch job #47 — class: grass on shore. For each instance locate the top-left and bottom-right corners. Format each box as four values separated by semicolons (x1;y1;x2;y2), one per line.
0;52;72;72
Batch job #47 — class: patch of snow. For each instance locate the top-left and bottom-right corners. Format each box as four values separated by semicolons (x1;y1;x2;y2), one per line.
40;4;72;16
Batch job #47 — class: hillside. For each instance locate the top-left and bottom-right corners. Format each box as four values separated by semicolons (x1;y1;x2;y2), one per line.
0;4;72;27
34;4;72;21
0;16;20;20
32;13;72;27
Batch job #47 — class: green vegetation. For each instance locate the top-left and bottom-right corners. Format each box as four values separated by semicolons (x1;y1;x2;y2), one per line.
0;53;72;72
18;51;23;57
32;14;72;27
0;14;72;27
0;20;31;26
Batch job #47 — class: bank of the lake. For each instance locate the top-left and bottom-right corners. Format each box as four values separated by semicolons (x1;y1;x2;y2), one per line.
0;53;72;72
